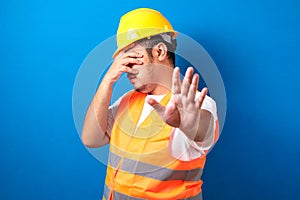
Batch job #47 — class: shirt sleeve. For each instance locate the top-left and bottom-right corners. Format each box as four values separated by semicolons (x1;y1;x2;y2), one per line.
106;94;125;136
169;93;219;161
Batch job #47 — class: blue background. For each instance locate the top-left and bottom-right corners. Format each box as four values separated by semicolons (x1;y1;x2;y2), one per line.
1;0;299;199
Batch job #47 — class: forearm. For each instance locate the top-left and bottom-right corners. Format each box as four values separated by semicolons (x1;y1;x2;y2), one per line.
81;79;114;148
81;48;142;147
194;110;213;142
179;109;213;142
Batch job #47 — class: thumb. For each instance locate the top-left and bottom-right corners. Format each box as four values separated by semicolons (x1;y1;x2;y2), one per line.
146;98;166;118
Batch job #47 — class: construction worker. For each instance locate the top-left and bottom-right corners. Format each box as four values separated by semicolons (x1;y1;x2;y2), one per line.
82;8;219;200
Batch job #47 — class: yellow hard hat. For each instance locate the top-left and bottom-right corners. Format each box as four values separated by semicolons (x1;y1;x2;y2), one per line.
113;8;177;58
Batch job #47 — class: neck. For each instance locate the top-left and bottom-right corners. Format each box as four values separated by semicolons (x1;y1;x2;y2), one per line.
150;63;173;95
149;85;170;95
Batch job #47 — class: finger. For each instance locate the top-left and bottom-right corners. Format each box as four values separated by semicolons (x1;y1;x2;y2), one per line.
181;67;194;96
124;51;143;59
114;43;136;59
195;87;208;109
119;65;139;74
172;67;181;94
187;73;199;102
122;57;143;67
146;98;166;119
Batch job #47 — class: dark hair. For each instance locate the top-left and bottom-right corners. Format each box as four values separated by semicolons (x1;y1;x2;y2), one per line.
135;34;177;65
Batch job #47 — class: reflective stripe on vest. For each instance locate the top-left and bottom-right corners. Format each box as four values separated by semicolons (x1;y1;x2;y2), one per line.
103;183;203;200
105;91;207;199
109;151;203;181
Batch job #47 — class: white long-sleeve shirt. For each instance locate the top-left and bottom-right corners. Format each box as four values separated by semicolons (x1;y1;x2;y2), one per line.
107;92;218;161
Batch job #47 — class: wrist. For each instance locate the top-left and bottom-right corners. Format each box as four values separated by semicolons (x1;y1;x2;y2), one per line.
179;126;198;141
101;76;116;87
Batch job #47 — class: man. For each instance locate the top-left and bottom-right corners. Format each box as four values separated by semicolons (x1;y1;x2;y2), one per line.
82;8;219;200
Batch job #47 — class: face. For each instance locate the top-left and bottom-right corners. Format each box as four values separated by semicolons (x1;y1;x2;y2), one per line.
125;44;157;93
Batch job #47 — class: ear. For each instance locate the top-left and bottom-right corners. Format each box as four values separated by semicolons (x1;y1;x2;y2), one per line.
152;42;168;62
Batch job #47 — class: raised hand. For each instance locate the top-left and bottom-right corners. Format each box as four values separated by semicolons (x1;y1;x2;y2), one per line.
103;43;143;84
147;67;208;140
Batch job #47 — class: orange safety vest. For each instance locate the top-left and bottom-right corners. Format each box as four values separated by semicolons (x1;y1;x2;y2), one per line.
103;91;219;200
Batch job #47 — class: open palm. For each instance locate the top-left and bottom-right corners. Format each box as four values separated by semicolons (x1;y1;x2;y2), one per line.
147;67;208;138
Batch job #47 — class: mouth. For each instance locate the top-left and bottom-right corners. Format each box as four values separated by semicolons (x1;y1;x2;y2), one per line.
127;75;137;83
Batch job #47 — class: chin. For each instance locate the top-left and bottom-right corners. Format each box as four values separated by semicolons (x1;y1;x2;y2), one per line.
135;85;149;93
135;88;148;93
